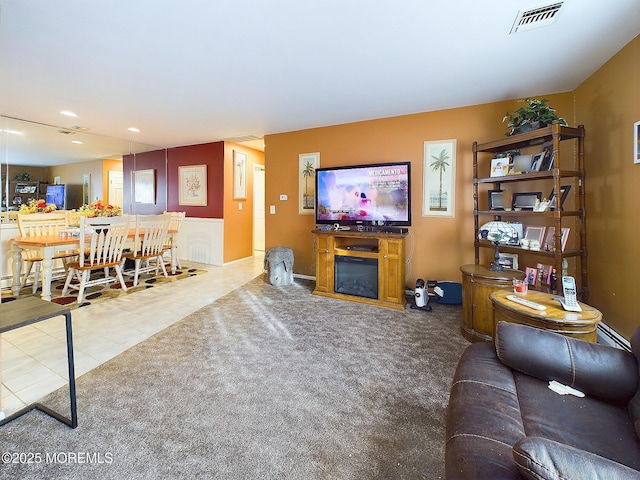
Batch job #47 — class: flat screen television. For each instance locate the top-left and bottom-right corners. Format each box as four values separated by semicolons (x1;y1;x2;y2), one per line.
46;184;66;210
315;161;411;227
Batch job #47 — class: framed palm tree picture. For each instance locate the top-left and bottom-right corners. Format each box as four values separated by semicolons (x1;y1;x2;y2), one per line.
423;139;456;217
299;152;319;215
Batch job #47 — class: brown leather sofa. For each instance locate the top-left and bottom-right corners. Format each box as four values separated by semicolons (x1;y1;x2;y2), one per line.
445;321;640;479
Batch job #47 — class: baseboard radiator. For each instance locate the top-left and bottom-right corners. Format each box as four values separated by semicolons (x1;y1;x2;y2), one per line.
597;323;632;351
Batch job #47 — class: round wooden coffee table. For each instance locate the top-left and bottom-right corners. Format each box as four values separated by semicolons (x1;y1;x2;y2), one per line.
490;290;602;343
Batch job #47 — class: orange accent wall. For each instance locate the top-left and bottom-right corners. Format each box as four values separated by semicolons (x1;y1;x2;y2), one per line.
575;34;640;340
264;94;574;283
223;143;265;263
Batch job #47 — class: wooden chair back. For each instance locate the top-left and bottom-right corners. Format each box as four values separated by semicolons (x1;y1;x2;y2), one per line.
17;212;68;237
132;214;170;258
78;215;131;268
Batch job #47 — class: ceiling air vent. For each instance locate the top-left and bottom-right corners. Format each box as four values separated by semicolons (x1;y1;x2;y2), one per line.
510;2;563;34
223;134;263;143
57;129;76;135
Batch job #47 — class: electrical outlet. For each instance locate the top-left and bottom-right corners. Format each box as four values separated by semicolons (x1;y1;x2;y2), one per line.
279;194;288;201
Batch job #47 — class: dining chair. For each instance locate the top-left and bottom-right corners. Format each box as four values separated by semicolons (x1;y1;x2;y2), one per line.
162;211;185;270
122;214;171;286
17;212;77;293
62;215;131;303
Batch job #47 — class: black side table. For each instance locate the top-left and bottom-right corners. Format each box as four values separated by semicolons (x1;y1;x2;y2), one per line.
1;297;77;428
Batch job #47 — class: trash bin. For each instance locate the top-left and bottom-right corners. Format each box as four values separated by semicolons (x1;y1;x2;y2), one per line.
264;246;294;286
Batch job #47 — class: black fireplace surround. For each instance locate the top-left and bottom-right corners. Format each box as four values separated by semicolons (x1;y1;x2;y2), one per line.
334;255;378;299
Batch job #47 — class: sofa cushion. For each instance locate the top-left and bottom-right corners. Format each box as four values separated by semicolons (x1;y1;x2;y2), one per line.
513;437;640;480
495;322;638;406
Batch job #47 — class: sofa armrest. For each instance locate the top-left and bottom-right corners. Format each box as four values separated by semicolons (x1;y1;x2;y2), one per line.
495;322;638;406
513;437;640;480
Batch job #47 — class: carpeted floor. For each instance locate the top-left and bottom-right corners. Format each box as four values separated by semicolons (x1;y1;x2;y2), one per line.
0;276;470;479
1;264;207;309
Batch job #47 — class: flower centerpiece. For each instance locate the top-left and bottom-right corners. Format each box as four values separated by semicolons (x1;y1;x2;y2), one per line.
77;200;122;217
19;199;57;213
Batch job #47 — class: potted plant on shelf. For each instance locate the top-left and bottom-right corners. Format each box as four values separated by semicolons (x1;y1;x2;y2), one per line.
503;97;568;136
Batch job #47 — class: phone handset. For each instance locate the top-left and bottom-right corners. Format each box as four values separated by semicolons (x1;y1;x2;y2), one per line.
560;276;582;312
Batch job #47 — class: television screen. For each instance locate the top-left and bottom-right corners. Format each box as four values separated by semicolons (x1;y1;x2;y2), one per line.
46;184;66;210
315;162;411;226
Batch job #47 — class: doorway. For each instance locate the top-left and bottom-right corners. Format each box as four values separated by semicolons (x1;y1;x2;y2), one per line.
108;170;124;208
253;165;265;252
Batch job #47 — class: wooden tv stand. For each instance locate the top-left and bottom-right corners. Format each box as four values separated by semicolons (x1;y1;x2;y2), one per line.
312;229;407;310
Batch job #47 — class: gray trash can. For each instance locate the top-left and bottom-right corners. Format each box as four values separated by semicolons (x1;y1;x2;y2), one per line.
264;246;294;286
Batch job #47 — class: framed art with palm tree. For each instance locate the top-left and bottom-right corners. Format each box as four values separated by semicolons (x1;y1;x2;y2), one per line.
299;152;319;214
423;139;456;217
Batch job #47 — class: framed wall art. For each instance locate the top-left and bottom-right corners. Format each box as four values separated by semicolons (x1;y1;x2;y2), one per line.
299;152;319;215
82;174;91;205
178;164;207;206
634;120;640;164
423;139;456;217
134;168;155;204
233;150;247;200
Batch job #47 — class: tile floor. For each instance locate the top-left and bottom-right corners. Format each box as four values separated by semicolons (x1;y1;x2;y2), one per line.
1;253;265;420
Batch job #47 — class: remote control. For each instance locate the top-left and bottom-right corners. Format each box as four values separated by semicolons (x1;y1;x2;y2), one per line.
506;294;547;311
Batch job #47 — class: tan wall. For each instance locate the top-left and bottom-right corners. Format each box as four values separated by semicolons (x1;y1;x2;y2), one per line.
264;93;575;282
223;144;265;263
49;159;108;202
575;35;640;340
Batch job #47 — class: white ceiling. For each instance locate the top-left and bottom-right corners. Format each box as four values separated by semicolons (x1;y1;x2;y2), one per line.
1;0;639;165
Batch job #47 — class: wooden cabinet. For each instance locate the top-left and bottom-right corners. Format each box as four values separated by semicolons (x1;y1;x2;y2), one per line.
473;123;588;300
460;264;525;342
312;229;407;310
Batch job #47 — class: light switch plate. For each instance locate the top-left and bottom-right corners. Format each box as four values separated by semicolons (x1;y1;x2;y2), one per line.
270;205;276;214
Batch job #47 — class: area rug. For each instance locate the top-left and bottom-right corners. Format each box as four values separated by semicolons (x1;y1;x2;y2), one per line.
0;277;470;479
1;264;206;309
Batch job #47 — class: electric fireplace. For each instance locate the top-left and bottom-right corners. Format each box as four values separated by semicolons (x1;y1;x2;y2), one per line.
334;255;378;299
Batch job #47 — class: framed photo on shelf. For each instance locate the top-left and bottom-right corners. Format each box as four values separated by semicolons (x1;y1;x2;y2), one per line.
548;185;571;210
537;263;553;286
524;225;546;245
488;190;505;210
530;151;545;172
490;158;509;177
539;141;554;170
498;253;518;270
525;267;537;286
507;222;524;243
512;192;542;210
544;227;570;252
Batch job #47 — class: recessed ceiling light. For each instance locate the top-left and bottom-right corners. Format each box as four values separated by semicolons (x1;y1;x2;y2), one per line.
60;110;78;117
71;140;83;144
128;127;140;133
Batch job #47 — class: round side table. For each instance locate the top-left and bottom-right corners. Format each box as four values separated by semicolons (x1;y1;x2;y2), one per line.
490;290;602;343
460;264;526;343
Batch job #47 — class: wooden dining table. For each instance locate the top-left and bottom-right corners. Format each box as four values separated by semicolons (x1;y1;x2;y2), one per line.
10;229;178;301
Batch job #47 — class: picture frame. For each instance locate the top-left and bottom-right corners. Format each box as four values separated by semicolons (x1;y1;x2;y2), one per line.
530;151;545;172
299;152;319;215
524;225;546;245
488;189;505;210
498;253;518;270
544;227;570;252
233;150;247;200
82;174;91;205
54;176;61;185
423;139;456;217
490;158;509;177
512;191;542;210
548;185;571;210
133;169;156;204
525;267;537;286
507;222;524;243
178;164;208;206
537;263;553;286
539;141;555;170
634;120;640;164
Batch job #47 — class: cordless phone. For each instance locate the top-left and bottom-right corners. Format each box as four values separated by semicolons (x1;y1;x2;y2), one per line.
560;276;582;312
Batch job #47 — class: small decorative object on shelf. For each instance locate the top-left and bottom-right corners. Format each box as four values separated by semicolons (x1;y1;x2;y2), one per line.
78;200;122;217
478;221;517;272
19;199;57;213
502;98;568;136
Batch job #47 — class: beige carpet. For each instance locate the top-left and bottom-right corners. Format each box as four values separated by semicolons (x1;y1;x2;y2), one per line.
1;276;470;479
